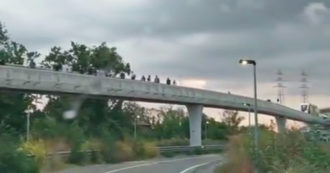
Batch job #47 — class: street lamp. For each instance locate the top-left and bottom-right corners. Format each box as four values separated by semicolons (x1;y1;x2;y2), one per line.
239;59;256;66
239;59;259;151
134;115;140;139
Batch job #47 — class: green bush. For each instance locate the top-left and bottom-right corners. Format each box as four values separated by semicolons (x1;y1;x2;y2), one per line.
114;141;135;162
101;148;114;163
0;135;39;173
90;151;103;164
100;140;134;163
41;155;67;172
132;140;145;159
142;141;159;158
157;138;189;146
218;129;330;173
161;151;176;157
133;140;159;159
19;139;47;166
0;151;39;173
68;147;89;165
257;130;330;173
217;135;254;173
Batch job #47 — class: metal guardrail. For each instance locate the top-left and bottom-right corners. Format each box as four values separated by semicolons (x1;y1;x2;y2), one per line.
46;150;94;158
44;144;225;157
157;144;225;153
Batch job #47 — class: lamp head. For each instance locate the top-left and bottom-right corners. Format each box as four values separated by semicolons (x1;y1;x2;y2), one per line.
239;59;256;65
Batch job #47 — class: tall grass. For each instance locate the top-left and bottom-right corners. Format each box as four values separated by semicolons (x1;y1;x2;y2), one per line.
218;129;330;173
218;135;254;173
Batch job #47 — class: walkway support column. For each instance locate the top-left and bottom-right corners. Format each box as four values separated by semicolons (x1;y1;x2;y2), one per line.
276;116;287;133
186;104;203;146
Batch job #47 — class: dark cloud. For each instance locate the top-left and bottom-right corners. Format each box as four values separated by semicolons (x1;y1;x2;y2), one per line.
1;0;330;104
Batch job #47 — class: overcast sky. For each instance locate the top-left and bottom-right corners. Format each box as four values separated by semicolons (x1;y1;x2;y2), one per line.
1;0;330;123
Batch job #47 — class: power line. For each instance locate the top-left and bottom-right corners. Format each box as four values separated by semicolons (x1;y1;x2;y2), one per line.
275;70;286;104
300;70;309;103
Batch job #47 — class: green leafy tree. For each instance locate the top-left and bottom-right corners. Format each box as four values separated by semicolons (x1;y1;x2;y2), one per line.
0;134;38;173
0;22;36;135
41;47;70;71
221;110;244;134
153;107;189;139
203;117;229;140
41;41;132;140
0;24;8;44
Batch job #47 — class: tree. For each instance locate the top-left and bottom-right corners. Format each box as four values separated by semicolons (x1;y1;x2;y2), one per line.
153;107;189;139
221;110;244;134
41;47;70;71
203;117;229;140
0;22;36;135
0;24;8;44
42;42;131;75
0;23;8;65
0;23;41;66
41;41;132;139
27;52;39;68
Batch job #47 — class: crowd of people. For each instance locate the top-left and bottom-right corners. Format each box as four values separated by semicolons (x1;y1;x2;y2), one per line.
120;72;177;86
13;62;179;86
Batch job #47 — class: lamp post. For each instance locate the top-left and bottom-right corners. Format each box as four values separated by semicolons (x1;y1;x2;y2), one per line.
134;115;140;140
25;109;33;141
244;103;252;134
26;113;30;141
239;59;259;151
205;121;209;140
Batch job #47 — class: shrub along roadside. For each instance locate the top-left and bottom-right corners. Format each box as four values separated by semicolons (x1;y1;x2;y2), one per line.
218;129;330;173
4;135;223;172
67;139;159;164
0;135;39;173
19;139;47;166
15;136;160;172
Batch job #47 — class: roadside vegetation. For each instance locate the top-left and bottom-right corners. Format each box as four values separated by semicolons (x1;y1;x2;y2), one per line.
218;126;330;173
0;22;239;173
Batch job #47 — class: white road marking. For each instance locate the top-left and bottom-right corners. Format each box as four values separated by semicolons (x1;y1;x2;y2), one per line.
179;161;212;173
104;162;158;173
104;155;218;173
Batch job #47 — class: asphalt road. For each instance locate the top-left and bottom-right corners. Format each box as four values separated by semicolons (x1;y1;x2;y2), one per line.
56;154;223;173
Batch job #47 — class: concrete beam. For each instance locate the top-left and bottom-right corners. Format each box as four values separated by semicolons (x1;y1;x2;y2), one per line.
187;104;203;146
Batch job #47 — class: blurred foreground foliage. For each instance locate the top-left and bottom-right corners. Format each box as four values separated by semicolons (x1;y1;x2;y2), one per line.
218;128;330;173
0;134;39;173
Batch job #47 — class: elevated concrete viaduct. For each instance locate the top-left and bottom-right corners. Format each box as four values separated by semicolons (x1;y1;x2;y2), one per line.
1;65;329;146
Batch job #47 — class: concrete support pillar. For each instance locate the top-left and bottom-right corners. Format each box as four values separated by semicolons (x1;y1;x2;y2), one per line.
187;104;203;146
276;116;287;133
